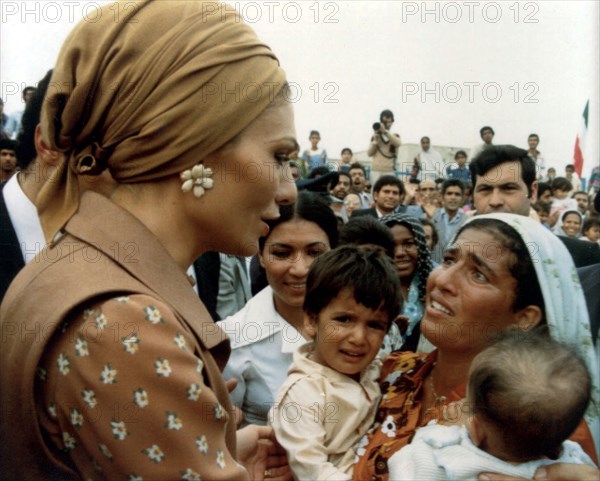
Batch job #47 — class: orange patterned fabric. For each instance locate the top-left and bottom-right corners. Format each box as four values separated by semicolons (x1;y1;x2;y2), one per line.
353;351;465;481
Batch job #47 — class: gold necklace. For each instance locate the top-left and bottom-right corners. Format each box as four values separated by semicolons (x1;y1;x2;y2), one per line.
427;363;447;411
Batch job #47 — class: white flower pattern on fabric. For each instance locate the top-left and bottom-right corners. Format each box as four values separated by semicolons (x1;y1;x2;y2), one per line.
187;384;202;401
111;420;129;440
155;358;172;377
82;389;97;408
143;444;164;463
100;363;117;384
381;415;397;438
75;337;89;357
70;408;84;429
196;435;208;454
36;293;250;479
62;432;77;451
166;411;183;431
174;333;187;350
57;353;70;375
144;306;164;324
133;388;149;408
216;449;226;469
122;333;140;354
83;308;95;321
95;313;108;330
181;468;201;481
181;468;201;480
114;296;130;303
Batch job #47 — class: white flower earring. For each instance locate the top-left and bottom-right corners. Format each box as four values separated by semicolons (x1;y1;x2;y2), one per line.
180;163;214;198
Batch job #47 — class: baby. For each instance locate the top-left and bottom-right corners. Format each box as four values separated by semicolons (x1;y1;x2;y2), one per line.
388;329;596;480
270;245;402;481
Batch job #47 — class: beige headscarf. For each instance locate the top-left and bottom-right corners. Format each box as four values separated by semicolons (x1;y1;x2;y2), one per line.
38;0;286;242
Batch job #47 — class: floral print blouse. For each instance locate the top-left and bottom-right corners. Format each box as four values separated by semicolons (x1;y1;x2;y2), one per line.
36;294;247;481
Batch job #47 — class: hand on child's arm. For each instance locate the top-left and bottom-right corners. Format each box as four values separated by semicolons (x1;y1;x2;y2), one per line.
237;425;292;481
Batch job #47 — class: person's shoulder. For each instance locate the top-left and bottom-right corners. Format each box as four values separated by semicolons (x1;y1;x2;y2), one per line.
559;236;600;267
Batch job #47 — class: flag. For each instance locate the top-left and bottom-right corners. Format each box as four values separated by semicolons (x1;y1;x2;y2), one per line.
573;100;589;177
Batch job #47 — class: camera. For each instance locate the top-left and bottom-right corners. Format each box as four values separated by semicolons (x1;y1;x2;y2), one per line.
372;122;390;144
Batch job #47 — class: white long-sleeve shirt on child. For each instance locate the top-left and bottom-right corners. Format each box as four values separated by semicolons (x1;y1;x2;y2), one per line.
270;342;381;481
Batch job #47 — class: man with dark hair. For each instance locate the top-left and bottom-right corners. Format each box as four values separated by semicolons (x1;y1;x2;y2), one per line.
367;109;401;185
471;125;495;159
339;147;353;173
0;138;18;182
1;71;117;302
351;175;422;219
430;179;467;262
527;133;545;180
352;175;403;218
565;163;582;192
348;162;371;207
470;144;600;267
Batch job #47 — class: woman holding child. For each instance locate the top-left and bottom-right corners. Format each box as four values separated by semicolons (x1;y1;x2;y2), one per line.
354;213;599;481
0;2;298;479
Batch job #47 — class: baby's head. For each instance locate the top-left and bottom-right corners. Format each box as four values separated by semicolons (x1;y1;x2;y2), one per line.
466;329;591;462
303;245;401;380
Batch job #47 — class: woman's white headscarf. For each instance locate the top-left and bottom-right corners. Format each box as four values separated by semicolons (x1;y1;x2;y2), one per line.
553;209;584;237
464;213;599;455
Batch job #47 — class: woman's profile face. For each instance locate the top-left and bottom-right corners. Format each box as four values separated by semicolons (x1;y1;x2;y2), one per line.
260;219;330;311
562;213;581;237
187;99;298;256
421;227;525;354
390;224;418;281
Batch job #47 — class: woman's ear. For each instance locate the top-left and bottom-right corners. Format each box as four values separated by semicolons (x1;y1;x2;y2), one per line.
304;313;317;339
258;248;266;269
515;305;543;330
34;124;62;167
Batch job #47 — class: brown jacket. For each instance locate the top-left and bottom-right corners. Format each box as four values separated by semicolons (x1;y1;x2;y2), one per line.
0;192;240;480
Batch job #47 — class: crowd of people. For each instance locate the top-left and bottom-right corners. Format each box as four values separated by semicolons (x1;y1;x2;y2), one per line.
1;2;599;481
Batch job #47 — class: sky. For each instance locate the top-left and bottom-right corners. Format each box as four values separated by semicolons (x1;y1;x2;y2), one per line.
1;0;599;179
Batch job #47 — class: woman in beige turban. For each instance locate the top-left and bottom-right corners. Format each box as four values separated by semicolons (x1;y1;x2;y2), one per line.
0;1;297;480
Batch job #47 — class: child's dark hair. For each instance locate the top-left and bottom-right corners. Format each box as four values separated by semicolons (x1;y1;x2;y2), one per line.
338;216;395;259
469;328;591;461
304;245;401;324
583;217;600;235
532;200;550;215
551;177;573;193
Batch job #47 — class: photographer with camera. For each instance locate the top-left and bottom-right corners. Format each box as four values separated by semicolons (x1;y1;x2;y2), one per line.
368;109;401;185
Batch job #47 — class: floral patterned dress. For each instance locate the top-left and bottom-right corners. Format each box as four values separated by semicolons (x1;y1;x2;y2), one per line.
37;294;247;481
